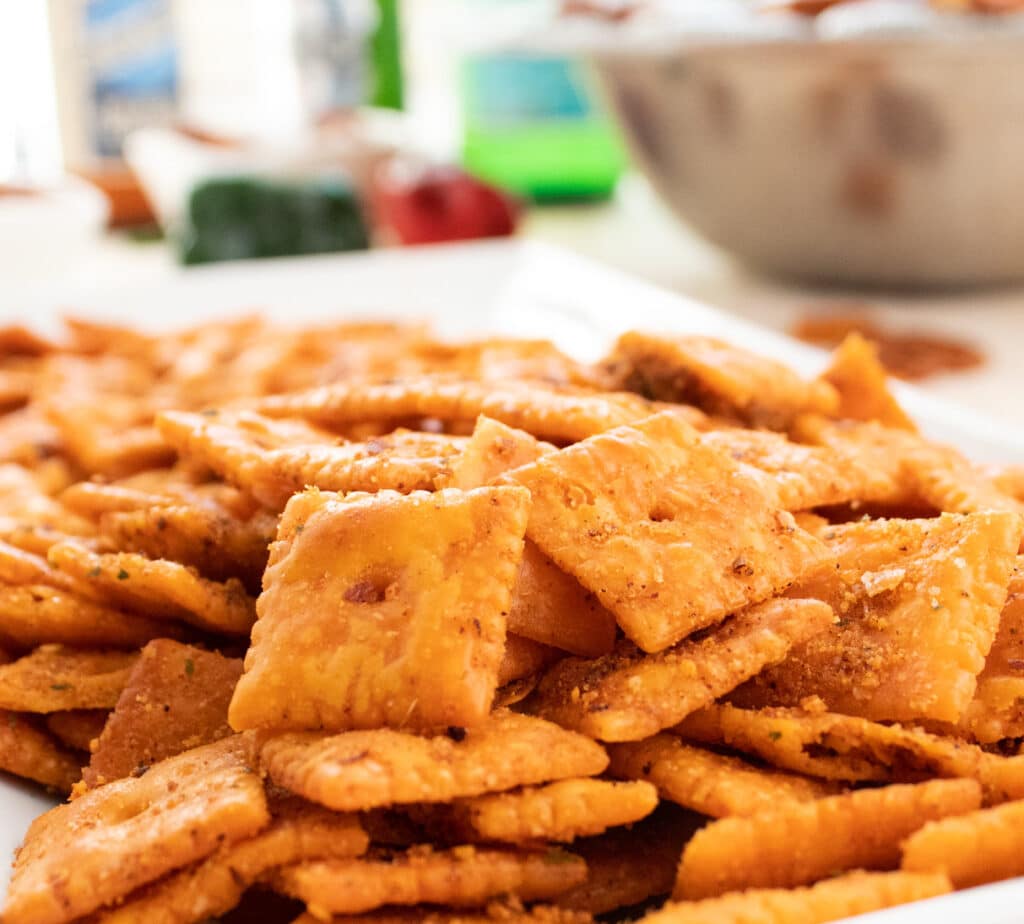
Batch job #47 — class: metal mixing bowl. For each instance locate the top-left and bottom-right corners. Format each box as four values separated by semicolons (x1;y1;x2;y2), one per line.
592;37;1024;287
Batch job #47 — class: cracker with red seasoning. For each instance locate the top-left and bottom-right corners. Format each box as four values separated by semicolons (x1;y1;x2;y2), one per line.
505;412;830;652
254;376;680;444
737;512;1022;723
47;541;257;636
230;486;528;733
608;735;840;818
958;560;1024;742
85;639;242;787
157;410;465;509
606;332;837;429
646;871;950;924
1;736;269;924
92;796;367;924
0;709;82;791
274;845;586;916
527;598;834;740
425;778;658;845
291;905;592;924
821;332;917;431
498;634;561;687
258;710;608;812
674;779;980;899
446;417;617;658
676;703;988;785
0;644;138;712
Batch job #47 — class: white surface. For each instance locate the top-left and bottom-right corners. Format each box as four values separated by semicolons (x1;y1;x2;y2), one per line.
1;240;1024;923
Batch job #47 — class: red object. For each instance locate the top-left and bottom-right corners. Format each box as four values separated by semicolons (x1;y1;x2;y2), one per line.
370;162;519;246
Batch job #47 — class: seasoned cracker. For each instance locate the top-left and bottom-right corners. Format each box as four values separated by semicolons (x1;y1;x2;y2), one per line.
607;332;837;429
230;486;528;732
956;561;1024;742
99;504;277;590
673;779;980;899
821;332;917;431
275;845;586;916
291;901;593;924
608;735;839;817
157;410;465;509
702;427;895;511
45;709;107;752
528;598;834;741
737;513;1022;723
0;644;138;712
445;778;658;844
902;797;1024;888
441;416;552;490
506;412;829;652
255;376;671;444
85;640;242;787
47;541;257;635
92;798;367;924
0;583;181;649
259;710;608;812
646;871;949;924
0;709;82;791
1;736;269;924
509;542;618;658
676;704;987;784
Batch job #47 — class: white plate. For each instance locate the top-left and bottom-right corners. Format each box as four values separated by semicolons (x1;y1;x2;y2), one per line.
2;240;1021;921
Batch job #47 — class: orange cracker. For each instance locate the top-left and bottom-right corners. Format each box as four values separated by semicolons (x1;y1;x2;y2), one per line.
0;462;95;535
99;504;277;591
47;541;257;635
505;412;829;652
555;806;700;915
440;416;553;490
676;704;987;784
0;709;82;791
901;797;1024;888
701;427;895;511
608;735;840;817
230;486;528;733
737;512;1022;723
259;710;609;812
509;541;618;658
85;640;242;787
499;634;562;687
646;870;950;924
673;778;980;899
902;441;1024;517
254;376;670;444
821;332;917;431
0;583;182;649
527;598;834;741
274;845;587;916
446;778;658;844
0;644;138;712
91;797;367;924
1;736;270;924
156;410;465;509
957;560;1024;742
607;332;838;429
45;709;108;752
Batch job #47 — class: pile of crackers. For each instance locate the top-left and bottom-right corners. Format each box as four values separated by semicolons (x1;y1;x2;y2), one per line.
1;317;1023;924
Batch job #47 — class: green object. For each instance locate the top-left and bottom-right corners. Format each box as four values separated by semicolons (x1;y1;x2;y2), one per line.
460;54;625;201
370;0;403;110
179;176;370;266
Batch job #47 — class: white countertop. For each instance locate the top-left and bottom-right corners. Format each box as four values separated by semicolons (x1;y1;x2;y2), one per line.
5;173;1023;429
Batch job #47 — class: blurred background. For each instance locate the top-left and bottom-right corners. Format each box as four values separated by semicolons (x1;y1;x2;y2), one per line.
3;0;1024;422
